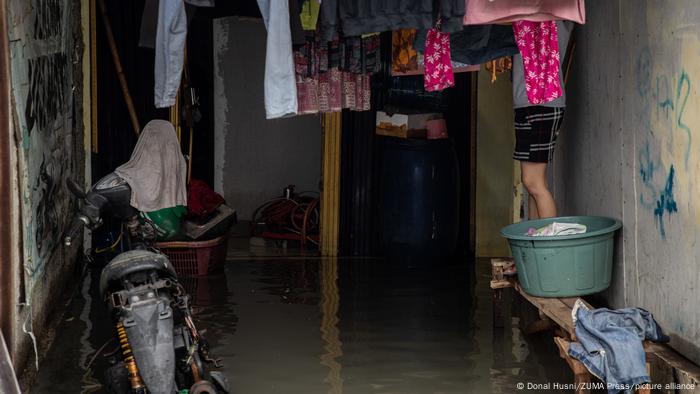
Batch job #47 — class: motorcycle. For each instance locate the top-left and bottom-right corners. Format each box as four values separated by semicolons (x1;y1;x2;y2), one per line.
65;172;229;394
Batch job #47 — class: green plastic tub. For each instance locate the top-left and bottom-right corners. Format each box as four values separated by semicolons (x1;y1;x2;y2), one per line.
500;216;621;298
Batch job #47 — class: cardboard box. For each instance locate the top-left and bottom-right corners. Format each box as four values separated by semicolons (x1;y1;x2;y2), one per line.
375;111;437;139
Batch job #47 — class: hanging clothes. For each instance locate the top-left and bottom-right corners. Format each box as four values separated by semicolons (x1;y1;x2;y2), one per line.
391;29;419;73
512;21;561;105
289;0;307;47
464;0;586;25
319;0;464;41
414;25;519;66
115;120;187;212
153;0;187;108
319;0;339;42
140;0;214;50
300;0;321;31
138;0;159;49
185;0;214;6
257;0;298;119
512;21;573;108
423;28;454;92
295;34;378;114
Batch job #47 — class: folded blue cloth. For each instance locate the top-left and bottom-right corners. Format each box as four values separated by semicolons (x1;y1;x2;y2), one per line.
568;306;669;394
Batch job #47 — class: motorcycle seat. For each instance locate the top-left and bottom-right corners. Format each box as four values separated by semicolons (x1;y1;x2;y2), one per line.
100;250;177;295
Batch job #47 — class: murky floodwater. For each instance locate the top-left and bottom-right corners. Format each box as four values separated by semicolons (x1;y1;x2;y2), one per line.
31;257;573;393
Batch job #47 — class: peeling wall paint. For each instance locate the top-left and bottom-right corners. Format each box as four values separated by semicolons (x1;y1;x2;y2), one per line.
552;0;700;365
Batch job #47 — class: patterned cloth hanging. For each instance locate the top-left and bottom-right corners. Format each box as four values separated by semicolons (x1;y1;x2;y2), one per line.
295;33;379;114
512;20;562;104
423;27;454;92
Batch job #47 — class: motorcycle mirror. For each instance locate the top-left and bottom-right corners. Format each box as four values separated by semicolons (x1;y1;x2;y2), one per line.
66;178;87;199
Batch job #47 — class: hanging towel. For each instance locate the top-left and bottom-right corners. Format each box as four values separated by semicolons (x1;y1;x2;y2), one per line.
115;120;187;212
257;0;298;118
154;0;187;108
512;21;562;105
464;0;586;25
423;28;454;92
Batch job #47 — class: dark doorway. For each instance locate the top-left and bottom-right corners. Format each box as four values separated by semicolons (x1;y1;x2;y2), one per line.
339;50;476;258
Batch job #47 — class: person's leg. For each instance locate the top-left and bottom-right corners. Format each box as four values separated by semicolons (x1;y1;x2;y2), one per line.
521;162;557;218
528;193;539;220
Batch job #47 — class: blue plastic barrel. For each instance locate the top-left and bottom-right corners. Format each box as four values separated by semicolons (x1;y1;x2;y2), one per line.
379;136;460;257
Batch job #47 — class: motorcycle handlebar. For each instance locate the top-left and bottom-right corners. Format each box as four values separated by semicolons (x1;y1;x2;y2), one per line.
64;215;90;247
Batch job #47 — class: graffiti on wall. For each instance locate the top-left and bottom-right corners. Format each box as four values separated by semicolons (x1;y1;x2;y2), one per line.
25;53;69;135
635;48;689;238
9;0;76;288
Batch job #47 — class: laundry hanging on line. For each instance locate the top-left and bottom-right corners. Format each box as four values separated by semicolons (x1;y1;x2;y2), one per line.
139;0;215;108
512;20;573;107
464;0;586;25
415;25;518;67
257;0;299;119
294;34;380;114
319;0;465;42
513;20;562;105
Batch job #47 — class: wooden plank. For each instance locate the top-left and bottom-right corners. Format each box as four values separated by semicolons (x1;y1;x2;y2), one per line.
553;337;592;394
490;258;700;391
490;279;513;289
513;281;577;337
644;342;700;390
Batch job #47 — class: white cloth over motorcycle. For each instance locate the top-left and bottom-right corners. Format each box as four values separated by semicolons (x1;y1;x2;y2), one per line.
115;119;187;212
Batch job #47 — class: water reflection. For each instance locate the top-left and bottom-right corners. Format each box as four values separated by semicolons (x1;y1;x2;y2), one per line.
319;258;343;394
32;258;572;394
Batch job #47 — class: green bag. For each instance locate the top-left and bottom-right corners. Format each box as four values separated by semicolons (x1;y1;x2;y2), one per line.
140;205;187;241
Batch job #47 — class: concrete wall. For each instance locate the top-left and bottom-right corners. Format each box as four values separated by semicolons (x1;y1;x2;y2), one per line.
553;0;700;365
213;17;322;220
7;0;84;370
475;68;515;257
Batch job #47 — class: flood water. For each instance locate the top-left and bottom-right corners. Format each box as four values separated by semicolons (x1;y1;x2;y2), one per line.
31;257;573;393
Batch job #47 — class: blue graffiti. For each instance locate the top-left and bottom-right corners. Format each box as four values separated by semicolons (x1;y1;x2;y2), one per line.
676;72;692;167
656;75;674;117
638;141;659;210
636;47;651;97
653;165;678;238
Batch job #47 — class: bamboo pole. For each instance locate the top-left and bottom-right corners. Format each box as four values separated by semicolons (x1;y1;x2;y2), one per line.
97;0;140;136
320;113;342;256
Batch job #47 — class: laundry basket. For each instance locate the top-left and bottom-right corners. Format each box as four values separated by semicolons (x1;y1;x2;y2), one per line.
154;235;229;277
500;216;621;297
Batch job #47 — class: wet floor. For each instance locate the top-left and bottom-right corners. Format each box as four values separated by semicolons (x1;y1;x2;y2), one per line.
31;257;574;393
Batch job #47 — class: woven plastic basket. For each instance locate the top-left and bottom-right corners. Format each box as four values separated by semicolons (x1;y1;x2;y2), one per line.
154;235;228;277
